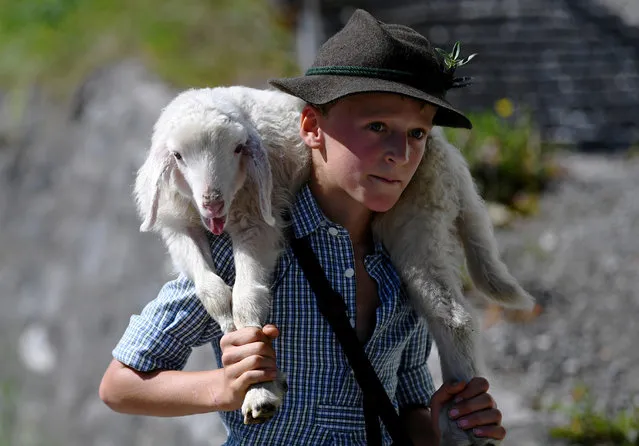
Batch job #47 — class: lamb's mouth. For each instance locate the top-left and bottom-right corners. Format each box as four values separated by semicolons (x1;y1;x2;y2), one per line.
203;216;226;235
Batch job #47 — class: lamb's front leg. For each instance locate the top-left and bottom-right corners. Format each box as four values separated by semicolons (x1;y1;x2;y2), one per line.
412;280;498;446
231;225;287;424
164;227;234;333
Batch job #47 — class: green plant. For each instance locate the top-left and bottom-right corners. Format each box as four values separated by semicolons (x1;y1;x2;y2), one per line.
0;0;297;97
626;142;639;159
0;378;18;446
435;41;477;72
443;105;559;211
548;384;639;445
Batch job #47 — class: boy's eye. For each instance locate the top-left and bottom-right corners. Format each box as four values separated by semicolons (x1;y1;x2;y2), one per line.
409;128;427;140
367;122;386;133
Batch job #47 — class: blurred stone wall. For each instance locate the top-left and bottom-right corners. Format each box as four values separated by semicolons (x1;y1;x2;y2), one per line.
0;61;229;446
291;0;639;150
595;0;639;26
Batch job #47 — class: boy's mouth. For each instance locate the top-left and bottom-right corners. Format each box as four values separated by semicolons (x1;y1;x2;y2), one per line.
370;175;400;185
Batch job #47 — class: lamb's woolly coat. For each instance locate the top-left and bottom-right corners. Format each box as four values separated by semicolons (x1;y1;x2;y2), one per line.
134;86;532;445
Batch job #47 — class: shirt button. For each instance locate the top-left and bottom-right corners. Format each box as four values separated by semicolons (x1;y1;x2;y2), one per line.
328;227;339;236
344;268;355;278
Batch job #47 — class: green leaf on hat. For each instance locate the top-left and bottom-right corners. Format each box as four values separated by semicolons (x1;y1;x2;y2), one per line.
452;41;461;59
435;47;450;59
436;41;478;72
458;53;478;66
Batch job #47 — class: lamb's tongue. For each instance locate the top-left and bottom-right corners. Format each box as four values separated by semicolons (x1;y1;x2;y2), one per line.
207;217;226;235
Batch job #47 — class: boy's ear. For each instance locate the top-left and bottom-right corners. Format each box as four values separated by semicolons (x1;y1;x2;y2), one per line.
299;104;323;149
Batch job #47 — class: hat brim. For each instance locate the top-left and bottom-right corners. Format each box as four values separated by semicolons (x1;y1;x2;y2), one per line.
269;75;472;129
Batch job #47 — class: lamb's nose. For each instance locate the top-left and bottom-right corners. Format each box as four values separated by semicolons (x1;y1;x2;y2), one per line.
202;200;224;215
203;189;222;202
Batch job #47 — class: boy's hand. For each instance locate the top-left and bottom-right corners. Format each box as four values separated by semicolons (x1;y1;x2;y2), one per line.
429;377;506;441
218;325;279;411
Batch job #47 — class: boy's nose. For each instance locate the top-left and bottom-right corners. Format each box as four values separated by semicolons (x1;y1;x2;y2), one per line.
384;137;410;165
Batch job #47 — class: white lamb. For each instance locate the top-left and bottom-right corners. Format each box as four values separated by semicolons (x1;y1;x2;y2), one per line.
134;86;310;424
134;85;533;446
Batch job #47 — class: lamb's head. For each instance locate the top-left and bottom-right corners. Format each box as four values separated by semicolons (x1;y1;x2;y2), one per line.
165;112;275;235
137;89;277;234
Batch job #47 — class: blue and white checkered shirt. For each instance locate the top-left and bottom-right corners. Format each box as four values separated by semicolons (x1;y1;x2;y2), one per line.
113;184;435;445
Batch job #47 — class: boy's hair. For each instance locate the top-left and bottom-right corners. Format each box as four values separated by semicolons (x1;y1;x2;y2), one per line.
309;100;337;116
270;9;474;129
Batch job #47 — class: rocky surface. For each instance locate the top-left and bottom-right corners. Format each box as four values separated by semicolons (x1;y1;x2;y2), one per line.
1;60;637;446
0;61;228;446
425;152;639;446
482;153;639;445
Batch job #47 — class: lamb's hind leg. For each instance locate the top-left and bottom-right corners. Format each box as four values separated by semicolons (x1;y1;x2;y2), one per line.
231;226;287;425
418;282;499;446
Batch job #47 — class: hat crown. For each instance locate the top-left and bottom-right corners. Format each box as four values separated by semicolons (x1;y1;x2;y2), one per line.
268;9;473;129
311;9;449;93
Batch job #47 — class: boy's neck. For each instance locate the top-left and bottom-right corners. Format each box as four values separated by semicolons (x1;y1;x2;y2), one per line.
309;178;373;247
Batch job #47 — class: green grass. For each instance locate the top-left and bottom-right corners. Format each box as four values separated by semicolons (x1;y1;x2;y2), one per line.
626;143;639;159
548;385;639;445
443;106;561;212
0;378;18;446
0;0;297;97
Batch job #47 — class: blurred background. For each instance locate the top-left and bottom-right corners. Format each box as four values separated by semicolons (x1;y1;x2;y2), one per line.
0;0;638;445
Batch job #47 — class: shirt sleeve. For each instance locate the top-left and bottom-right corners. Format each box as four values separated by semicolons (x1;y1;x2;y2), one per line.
112;232;235;372
395;318;436;408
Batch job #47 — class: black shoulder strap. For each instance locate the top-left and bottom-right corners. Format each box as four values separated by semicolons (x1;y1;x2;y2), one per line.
289;235;414;446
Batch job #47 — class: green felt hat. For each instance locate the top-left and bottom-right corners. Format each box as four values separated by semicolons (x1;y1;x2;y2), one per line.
270;9;473;129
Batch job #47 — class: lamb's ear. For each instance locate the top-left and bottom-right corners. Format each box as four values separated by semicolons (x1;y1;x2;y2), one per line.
136;142;174;232
245;133;275;226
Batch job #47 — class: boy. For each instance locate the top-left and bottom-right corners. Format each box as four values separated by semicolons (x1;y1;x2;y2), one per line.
100;9;505;445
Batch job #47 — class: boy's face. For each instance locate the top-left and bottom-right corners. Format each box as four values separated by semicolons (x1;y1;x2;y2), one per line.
301;92;436;213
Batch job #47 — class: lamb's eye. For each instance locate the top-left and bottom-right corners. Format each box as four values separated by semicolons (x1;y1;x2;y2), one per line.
234;144;243;154
172;152;182;161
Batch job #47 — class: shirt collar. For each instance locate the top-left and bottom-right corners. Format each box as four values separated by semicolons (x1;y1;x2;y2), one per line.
290;183;329;239
290;183;390;257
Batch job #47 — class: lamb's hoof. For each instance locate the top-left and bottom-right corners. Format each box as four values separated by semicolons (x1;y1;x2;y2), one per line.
241;372;287;425
243;402;277;424
439;402;501;446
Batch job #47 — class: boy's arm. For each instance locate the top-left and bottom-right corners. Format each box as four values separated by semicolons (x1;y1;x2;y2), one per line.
99;326;279;416
100;359;229;416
